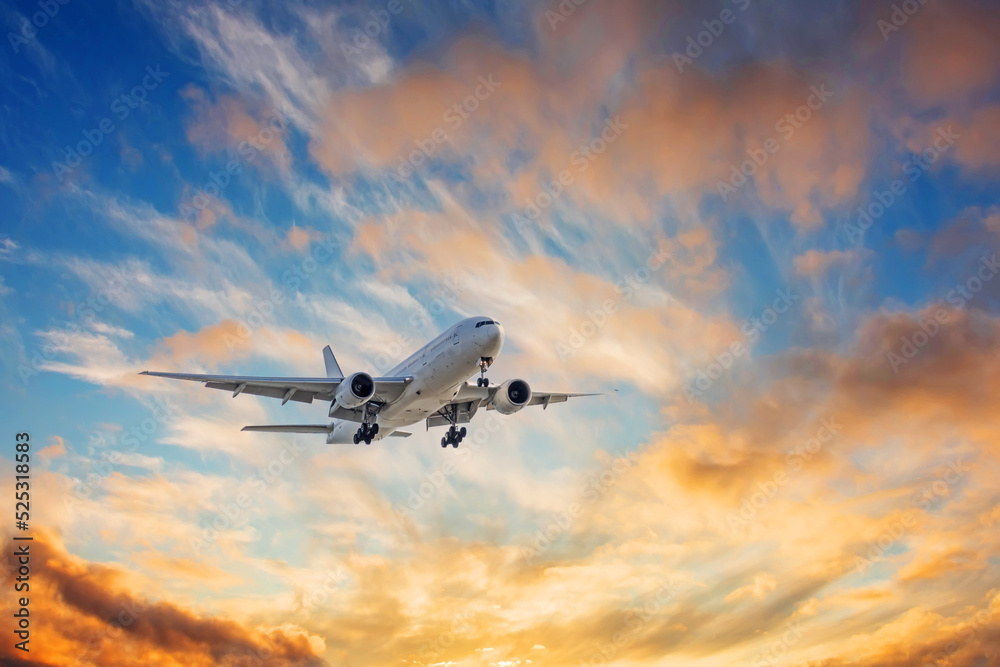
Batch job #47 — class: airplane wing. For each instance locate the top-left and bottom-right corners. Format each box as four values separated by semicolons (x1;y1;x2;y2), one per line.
242;424;334;433
426;385;601;427
487;391;602;410
139;371;412;405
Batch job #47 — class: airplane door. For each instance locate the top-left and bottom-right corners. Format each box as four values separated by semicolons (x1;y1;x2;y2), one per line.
452;324;461;345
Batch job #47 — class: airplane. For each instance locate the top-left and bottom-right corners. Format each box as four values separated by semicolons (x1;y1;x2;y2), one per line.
140;316;598;447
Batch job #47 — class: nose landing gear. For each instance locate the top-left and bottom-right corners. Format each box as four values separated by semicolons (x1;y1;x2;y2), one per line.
476;357;492;387
440;425;467;448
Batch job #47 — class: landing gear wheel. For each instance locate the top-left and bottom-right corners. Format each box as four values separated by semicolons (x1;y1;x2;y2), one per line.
482;378;489;386
476;377;482;387
441;437;448;447
353;433;359;444
372;423;379;435
460;427;467;437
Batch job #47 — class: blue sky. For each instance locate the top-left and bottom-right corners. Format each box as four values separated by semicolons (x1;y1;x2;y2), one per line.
2;0;1000;665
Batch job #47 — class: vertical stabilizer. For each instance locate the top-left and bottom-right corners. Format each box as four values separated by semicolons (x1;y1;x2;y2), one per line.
323;345;344;378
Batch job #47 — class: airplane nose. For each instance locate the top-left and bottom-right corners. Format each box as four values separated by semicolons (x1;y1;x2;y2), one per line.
489;323;504;347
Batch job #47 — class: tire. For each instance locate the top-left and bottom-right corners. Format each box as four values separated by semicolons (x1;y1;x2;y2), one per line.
441;437;448;447
460;427;467;437
353;434;359;444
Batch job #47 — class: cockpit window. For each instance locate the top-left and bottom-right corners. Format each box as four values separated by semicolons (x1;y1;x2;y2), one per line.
475;320;496;328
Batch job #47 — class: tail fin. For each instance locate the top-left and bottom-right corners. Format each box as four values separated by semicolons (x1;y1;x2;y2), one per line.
323;345;344;378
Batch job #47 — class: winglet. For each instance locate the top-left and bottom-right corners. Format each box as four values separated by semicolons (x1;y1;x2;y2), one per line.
323;345;344;379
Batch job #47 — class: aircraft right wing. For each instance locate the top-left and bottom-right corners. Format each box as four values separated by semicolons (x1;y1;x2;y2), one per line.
139;371;412;405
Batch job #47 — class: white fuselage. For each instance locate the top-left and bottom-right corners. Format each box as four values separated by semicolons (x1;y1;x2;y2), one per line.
326;316;504;442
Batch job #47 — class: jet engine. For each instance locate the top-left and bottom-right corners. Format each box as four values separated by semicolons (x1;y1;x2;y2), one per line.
491;379;532;415
332;372;375;412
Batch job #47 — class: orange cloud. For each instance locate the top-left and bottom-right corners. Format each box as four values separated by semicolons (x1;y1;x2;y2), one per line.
900;3;1000;108
0;530;325;667
310;24;870;229
286;225;317;252
182;85;291;171
794;249;870;276
150;319;250;368
39;436;67;460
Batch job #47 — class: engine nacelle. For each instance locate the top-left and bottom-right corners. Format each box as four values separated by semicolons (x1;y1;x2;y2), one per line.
491;379;532;415
331;372;375;413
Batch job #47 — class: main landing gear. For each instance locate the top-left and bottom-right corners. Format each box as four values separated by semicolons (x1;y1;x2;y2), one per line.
476;357;491;387
441;425;466;448
354;422;378;445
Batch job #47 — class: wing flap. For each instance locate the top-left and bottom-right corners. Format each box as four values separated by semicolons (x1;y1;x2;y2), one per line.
242;424;333;433
204;382;316;404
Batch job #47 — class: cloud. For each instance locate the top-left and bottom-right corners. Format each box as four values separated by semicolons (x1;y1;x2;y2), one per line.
900;3;1000;108
182;85;292;172
0;530;326;667
39;436;67;460
794;249;870;276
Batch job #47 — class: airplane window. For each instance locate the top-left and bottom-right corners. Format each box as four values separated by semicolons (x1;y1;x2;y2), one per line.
475;320;495;328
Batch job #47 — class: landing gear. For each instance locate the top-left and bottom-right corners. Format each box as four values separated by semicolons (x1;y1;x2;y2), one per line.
355;422;378;445
441;425;467;448
477;358;491;387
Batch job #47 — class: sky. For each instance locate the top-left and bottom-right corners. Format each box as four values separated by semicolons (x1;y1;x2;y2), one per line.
1;0;999;665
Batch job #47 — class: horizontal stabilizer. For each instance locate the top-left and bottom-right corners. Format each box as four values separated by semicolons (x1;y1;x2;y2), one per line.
242;424;333;433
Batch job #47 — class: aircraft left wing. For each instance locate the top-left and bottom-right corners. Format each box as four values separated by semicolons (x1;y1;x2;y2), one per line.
139;371;412;405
